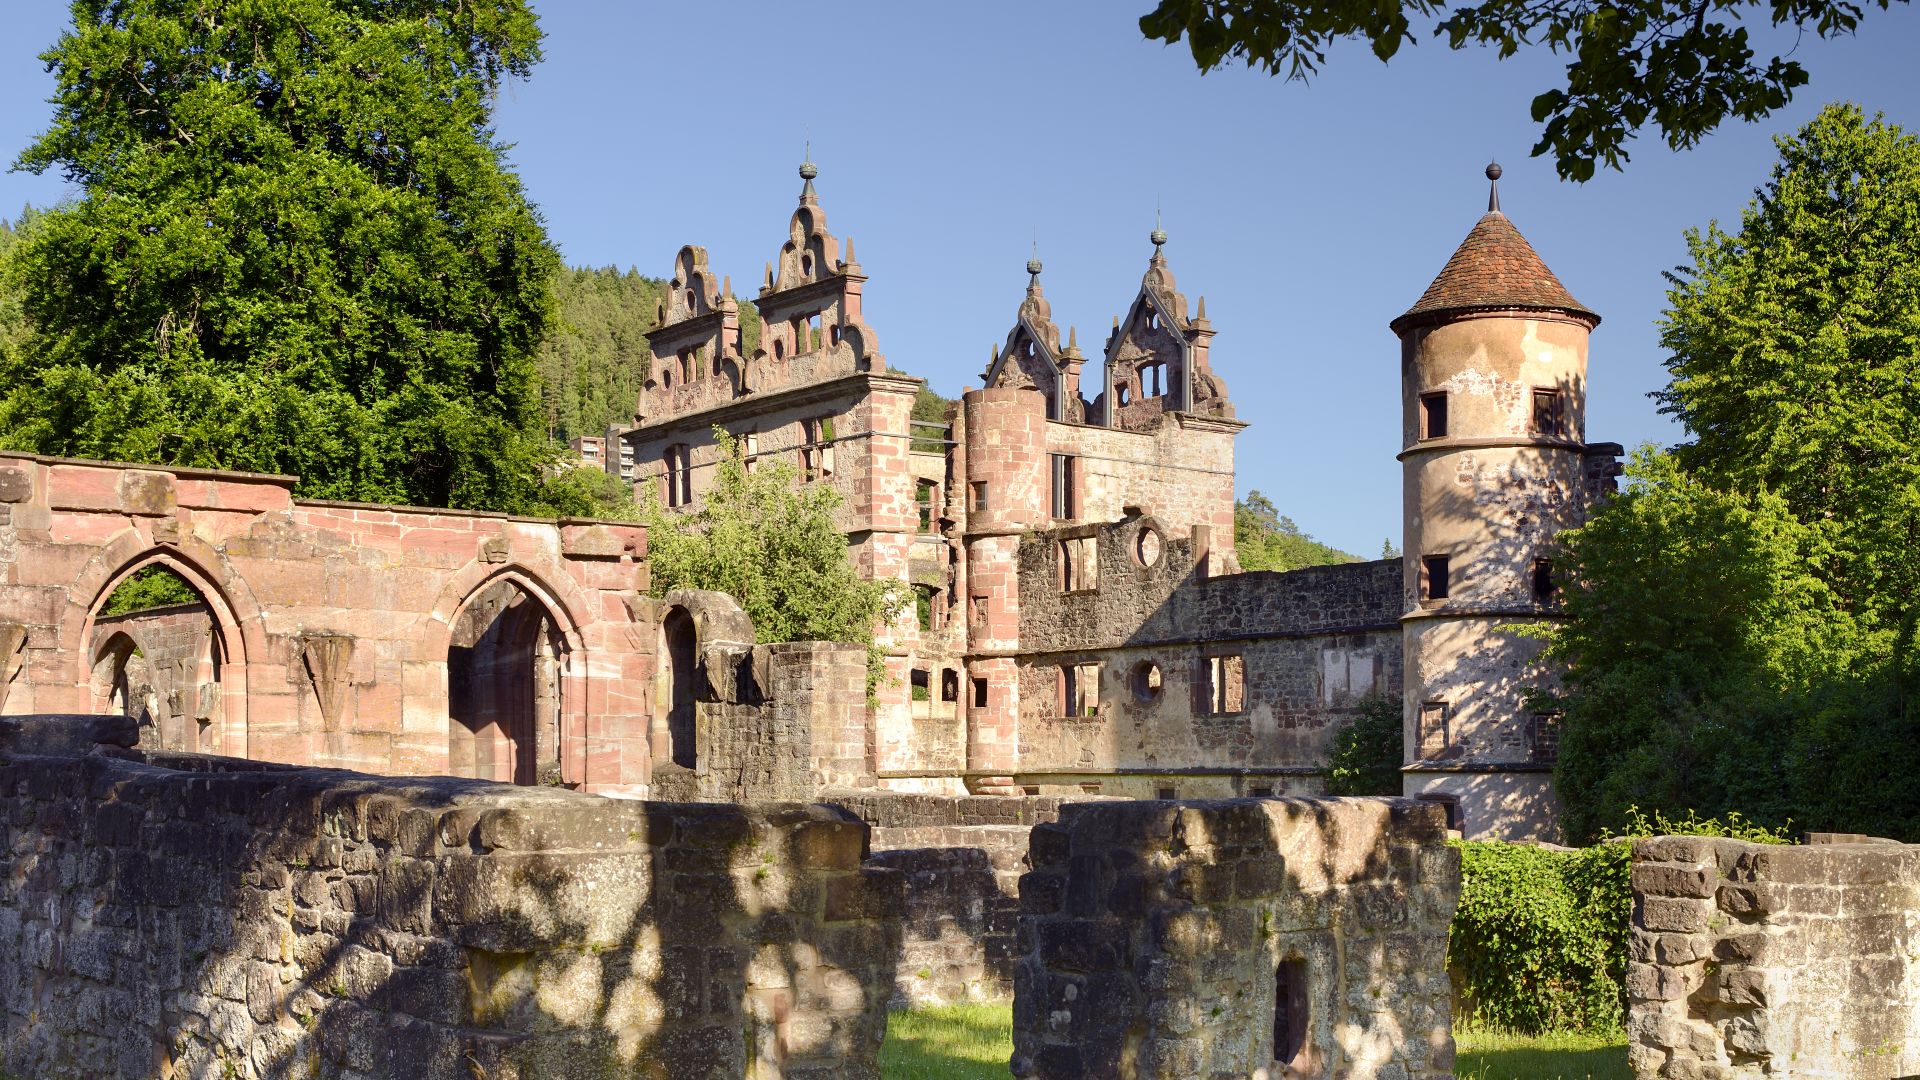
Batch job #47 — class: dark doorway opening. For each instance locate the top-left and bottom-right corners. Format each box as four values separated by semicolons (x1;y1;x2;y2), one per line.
449;580;566;786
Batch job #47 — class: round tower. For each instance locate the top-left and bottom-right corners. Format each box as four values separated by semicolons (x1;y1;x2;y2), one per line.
1393;164;1601;842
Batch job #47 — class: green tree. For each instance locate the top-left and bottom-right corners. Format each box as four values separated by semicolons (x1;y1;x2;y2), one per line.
0;1;560;512
1325;695;1403;796
1139;1;1901;180
911;386;954;453
642;430;908;693
1234;490;1359;571
99;565;200;616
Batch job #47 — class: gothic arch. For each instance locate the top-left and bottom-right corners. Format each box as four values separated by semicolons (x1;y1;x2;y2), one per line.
59;530;263;756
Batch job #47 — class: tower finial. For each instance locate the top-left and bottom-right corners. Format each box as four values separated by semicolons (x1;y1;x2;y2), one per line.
1150;203;1167;250
799;143;819;203
1486;161;1502;214
1027;240;1043;281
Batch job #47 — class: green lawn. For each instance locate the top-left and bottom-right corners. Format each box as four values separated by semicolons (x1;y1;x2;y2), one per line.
877;1005;1630;1079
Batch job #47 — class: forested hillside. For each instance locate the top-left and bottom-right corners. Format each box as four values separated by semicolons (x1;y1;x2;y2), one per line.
1235;490;1361;571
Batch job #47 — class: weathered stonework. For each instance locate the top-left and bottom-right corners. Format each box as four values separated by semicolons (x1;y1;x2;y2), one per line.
0;716;902;1080
1013;797;1460;1079
1627;834;1920;1080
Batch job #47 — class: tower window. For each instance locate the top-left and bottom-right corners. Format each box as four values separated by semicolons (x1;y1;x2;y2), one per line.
941;669;960;702
800;417;836;480
1422;554;1450;600
1418;700;1450;758
1156;786;1177;801
971;481;988;512
972;677;988;708
917;480;937;532
1531;557;1556;602
1531;388;1564;436
664;444;693;508
1420;392;1449;439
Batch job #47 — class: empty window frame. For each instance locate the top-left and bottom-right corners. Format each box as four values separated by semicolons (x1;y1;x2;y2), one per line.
1422;554;1450;601
1531;387;1564;436
800;417;836;481
741;431;760;472
1418;700;1450;759
663;444;694;508
1049;454;1078;520
1059;663;1100;717
914;585;942;632
1140;361;1167;398
971;481;988;512
1420;391;1449;439
1198;654;1245;715
1531;557;1556;603
1156;786;1177;801
910;667;931;702
969;594;989;628
1273;958;1309;1069
916;480;937;533
971;677;989;709
1059;537;1098;593
941;669;960;703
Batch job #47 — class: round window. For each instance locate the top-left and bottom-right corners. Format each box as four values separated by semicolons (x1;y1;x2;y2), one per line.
1136;527;1164;568
1131;661;1163;703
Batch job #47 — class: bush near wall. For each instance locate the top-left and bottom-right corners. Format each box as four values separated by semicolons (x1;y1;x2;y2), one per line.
1448;809;1790;1035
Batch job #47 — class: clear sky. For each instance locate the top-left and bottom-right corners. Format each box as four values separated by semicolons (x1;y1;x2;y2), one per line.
3;2;1918;555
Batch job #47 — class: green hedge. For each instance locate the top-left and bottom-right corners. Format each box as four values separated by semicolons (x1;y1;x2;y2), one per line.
1448;809;1790;1035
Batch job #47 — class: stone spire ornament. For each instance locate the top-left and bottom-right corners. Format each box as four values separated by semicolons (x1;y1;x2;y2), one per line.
1486;161;1502;214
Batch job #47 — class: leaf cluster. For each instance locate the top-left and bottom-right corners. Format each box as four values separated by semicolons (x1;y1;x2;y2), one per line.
1325;695;1403;795
0;0;562;513
99;565;200;616
642;430;909;695
1138;0;1898;179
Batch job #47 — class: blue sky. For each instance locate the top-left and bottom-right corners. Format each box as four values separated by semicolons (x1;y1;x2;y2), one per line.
3;2;1918;555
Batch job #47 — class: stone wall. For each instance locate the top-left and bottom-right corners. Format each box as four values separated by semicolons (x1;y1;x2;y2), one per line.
836;793;1075;1008
0;718;903;1080
1013;797;1459;1079
1628;834;1920;1079
1014;514;1403;790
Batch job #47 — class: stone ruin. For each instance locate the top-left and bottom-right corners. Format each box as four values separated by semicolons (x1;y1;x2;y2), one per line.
1012;797;1460;1080
1628;833;1920;1079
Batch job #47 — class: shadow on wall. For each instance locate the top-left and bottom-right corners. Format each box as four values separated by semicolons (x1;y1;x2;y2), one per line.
1011;795;1461;1079
0;714;902;1080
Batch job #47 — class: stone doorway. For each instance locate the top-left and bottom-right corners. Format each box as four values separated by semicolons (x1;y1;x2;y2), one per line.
448;579;567;785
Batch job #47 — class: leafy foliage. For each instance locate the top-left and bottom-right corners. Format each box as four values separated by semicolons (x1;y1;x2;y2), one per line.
642;430;908;694
1449;810;1787;1036
1138;1;1900;180
0;0;561;513
1235;490;1359;572
99;566;200;617
911;386;954;453
1547;107;1920;843
1325;695;1403;796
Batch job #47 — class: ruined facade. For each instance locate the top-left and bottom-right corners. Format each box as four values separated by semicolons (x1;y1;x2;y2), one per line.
621;162;1616;838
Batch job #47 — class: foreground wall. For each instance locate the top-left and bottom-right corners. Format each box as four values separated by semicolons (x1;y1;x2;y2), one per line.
1628;834;1920;1080
0;718;902;1080
1013;797;1459;1079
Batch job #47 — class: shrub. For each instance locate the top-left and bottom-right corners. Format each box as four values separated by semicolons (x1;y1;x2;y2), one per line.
1448;807;1791;1035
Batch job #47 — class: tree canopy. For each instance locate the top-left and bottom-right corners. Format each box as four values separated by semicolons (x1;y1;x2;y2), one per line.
1546;105;1920;841
1234;490;1360;572
642;430;908;693
0;0;562;512
1139;0;1904;179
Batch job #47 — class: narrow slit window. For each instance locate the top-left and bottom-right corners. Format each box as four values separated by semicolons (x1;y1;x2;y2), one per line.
1532;388;1564;436
1531;557;1555;603
1274;958;1309;1068
1422;554;1450;601
941;669;959;702
1420;391;1449;439
1049;454;1078;520
1199;655;1245;715
971;481;988;512
917;480;937;533
971;677;988;709
1418;700;1450;758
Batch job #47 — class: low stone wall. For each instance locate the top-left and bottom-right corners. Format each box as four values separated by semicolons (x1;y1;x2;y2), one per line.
1628;834;1920;1079
835;793;1075;1008
1012;797;1460;1079
0;720;902;1080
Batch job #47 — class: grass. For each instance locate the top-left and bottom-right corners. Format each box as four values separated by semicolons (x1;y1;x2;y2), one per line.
877;1004;1630;1079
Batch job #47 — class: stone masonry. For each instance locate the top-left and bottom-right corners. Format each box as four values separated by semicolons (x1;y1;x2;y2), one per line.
1627;834;1920;1079
0;715;903;1080
1012;797;1460;1079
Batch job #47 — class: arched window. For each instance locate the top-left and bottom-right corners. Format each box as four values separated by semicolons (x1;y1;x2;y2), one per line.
448;578;567;786
662;607;697;769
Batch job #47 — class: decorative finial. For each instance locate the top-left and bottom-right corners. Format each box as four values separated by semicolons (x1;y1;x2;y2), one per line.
1068;325;1079;351
722;274;732;298
1486;161;1502;214
1027;241;1043;280
1196;295;1208;321
1150;205;1167;250
801;138;816;181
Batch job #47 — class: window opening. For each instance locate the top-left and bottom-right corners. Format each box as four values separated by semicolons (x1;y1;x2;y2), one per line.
1531;557;1555;602
1532;387;1564;436
915;585;938;632
941;669;959;703
971;481;988;512
1199;654;1244;715
969;594;988;628
1422;554;1450;601
971;677;988;709
1135;527;1164;568
1418;700;1450;759
801;417;836;481
917;480;937;533
1140;361;1166;398
1050;454;1077;520
1530;711;1563;762
663;607;698;769
1420;391;1449;439
1130;661;1163;703
1117;384;1132;407
1059;537;1098;593
1274;958;1309;1068
1156;786;1176;801
741;431;759;472
911;667;931;702
1060;663;1099;717
1249;784;1273;798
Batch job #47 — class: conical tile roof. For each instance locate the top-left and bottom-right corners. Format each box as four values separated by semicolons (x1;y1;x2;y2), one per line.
1392;212;1598;334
